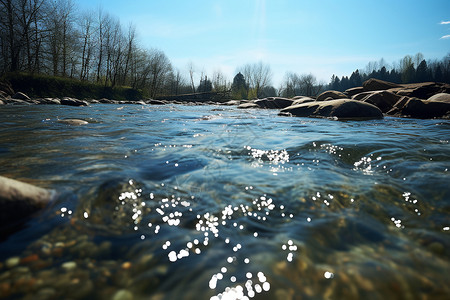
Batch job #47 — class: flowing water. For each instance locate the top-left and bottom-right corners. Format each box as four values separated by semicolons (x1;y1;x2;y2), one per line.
0;104;449;299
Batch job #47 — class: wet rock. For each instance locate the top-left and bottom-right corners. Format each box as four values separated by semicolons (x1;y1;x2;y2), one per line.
5;257;20;268
316;90;347;101
0;176;54;228
112;289;134;300
255;97;294;109
61;261;77;271
363;78;400;91
397;97;450;119
279;99;383;120
11;92;31;101
238;102;260;109
3;98;32;105
61;97;89;107
36;98;61;105
0;99;4;105
147;99;166;105
360;90;402;113
222;100;241;106
57;119;89;125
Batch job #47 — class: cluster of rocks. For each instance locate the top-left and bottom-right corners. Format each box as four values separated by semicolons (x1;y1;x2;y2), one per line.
1;79;450;120
234;79;450;120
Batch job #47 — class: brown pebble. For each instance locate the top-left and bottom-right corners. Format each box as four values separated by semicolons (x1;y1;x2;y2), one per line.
21;254;39;264
121;262;132;269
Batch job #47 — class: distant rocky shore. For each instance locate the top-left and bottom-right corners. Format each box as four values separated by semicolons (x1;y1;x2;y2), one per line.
1;79;450;120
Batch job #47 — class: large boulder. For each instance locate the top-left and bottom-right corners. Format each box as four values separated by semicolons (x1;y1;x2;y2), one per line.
316;90;347;101
398;97;450;119
292;97;316;106
392;82;450;99
360;90;402;113
363;78;401;91
11;92;31;101
254;97;294;109
0;176;54;228
427;93;450;103
279;99;383;120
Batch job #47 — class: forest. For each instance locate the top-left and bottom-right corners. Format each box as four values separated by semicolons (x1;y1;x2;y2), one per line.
1;0;449;100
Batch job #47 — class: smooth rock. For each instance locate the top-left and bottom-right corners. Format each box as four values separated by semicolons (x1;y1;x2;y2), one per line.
36;98;61;105
57;119;89;125
237;102;260;109
61;261;77;271
61;97;89;107
360;90;402;113
5;257;20;268
345;86;365;97
0;99;4;105
147;99;166;105
399;97;450;119
0;176;54;228
292;97;316;106
11;92;31;101
428;93;450;103
279;99;383;120
392;82;450;99
316;90;347;101
112;289;134;300
363;78;400;91
255;97;294;109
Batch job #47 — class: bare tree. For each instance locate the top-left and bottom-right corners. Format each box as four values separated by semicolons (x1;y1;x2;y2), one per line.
188;61;196;93
212;69;229;93
239;61;272;98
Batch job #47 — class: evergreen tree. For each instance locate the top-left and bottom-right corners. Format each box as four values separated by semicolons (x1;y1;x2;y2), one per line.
231;72;248;99
416;60;428;83
349;70;362;87
434;64;443;82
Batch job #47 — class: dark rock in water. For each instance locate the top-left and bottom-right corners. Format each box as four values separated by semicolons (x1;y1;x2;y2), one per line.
61;97;89;107
57;119;89;125
0;176;54;228
4;98;32;105
363;78;400;91
279;99;383;120
12;92;31;101
360;90;402;113
397;97;450;119
254;97;294;109
36;98;61;105
238;102;260;109
316;90;347;101
147;99;166;105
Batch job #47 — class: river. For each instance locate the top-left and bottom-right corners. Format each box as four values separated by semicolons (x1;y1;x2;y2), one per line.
0;104;449;299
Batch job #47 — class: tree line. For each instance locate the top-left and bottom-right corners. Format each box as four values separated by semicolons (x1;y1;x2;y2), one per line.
1;1;448;100
330;53;450;92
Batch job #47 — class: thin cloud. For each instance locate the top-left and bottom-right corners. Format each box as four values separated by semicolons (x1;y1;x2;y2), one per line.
440;21;450;25
440;35;450;39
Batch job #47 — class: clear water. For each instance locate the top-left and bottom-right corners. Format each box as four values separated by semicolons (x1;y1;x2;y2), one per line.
0;104;449;299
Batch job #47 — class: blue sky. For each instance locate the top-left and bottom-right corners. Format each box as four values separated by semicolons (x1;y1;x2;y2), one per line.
76;0;450;85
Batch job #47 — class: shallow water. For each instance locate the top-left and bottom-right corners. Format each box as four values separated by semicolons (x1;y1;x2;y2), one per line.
0;104;449;299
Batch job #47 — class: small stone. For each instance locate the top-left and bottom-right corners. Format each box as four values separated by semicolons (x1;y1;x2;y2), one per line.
61;261;77;271
428;242;444;255
112;289;134;300
5;257;20;268
20;254;39;264
121;261;132;269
